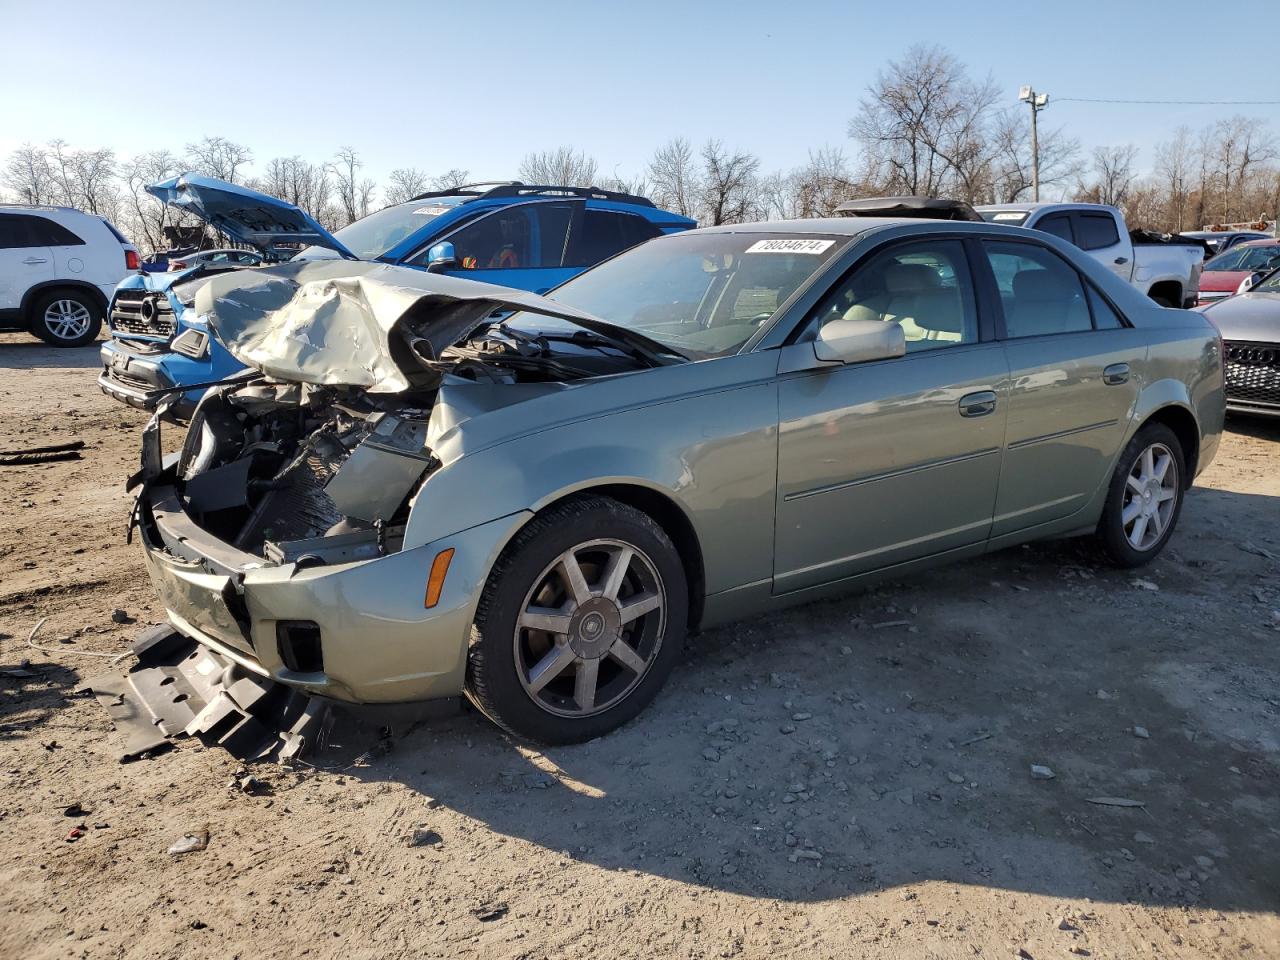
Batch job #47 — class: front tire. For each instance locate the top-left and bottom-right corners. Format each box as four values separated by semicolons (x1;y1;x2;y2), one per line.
30;290;103;347
466;496;688;744
1097;423;1185;567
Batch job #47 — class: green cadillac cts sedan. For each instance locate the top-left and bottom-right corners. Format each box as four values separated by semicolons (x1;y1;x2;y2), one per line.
133;216;1225;744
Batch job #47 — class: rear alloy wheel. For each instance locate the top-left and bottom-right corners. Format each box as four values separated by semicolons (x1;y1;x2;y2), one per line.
1098;423;1185;567
31;291;102;347
467;497;687;743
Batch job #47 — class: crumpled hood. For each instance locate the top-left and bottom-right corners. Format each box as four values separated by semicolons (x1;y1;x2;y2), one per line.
146;173;355;259
195;259;613;393
1202;290;1280;342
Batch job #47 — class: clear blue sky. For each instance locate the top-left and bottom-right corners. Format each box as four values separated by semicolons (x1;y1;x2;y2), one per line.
2;0;1277;184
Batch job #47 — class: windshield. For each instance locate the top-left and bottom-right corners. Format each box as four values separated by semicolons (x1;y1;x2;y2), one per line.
511;232;845;359
301;196;468;260
1204;244;1280;273
980;210;1030;225
1253;267;1280;293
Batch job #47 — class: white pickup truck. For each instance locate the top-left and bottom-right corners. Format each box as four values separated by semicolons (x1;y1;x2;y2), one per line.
975;202;1204;308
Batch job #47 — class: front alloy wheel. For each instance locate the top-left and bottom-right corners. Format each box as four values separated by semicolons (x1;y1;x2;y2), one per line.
515;540;666;717
467;496;688;744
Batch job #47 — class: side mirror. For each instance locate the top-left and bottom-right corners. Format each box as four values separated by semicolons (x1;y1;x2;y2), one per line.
425;241;458;273
813;318;906;364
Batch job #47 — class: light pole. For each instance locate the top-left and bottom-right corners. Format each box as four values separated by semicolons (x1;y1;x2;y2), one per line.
1018;86;1050;201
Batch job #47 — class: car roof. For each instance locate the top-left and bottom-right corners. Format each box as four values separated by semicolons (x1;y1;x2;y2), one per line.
1235;237;1280;247
689;216;1030;237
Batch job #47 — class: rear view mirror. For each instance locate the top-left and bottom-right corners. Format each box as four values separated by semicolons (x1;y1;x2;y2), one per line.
1238;271;1266;294
425;241;458;273
813;319;906;364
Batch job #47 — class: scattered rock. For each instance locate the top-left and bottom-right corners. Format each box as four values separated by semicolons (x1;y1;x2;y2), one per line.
790;849;822;862
64;827;85;843
472;902;508;922
408;827;443;848
1130;578;1159;591
702;747;721;762
110;608;131;624
1030;764;1055;780
63;801;90;818
1194;855;1215;869
779;724;796;735
1133;831;1156;845
168;828;209;855
1132;725;1150;739
1058;918;1078;931
791;712;812;721
947;772;965;784
1174;866;1193;881
839;646;853;656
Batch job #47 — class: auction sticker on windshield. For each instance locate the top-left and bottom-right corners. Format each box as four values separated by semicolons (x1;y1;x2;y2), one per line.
745;239;835;255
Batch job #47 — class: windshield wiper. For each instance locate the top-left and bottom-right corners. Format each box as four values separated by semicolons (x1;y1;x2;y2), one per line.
568;316;688;366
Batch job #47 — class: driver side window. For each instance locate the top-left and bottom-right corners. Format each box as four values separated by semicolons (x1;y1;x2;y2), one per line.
804;240;979;351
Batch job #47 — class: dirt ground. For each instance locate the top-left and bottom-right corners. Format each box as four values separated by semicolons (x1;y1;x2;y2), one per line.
1;330;1278;960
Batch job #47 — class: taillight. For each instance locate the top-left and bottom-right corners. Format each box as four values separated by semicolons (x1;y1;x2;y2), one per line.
170;261;186;271
125;249;140;271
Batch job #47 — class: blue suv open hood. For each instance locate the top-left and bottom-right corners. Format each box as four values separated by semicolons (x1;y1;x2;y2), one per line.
146;174;357;261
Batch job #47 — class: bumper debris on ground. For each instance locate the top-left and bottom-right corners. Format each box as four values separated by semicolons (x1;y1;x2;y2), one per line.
82;625;328;762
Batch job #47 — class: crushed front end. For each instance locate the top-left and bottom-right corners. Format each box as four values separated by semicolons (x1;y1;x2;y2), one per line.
132;379;520;707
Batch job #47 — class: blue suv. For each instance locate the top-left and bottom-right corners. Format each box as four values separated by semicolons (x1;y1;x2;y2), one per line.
99;174;695;419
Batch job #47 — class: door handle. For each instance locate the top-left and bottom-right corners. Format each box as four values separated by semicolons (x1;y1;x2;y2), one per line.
958;390;997;418
1114;256;1129;265
1103;363;1130;385
22;257;48;265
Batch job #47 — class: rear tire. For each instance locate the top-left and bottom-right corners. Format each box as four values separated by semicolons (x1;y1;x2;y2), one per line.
466;495;688;744
1097;423;1185;567
30;290;103;347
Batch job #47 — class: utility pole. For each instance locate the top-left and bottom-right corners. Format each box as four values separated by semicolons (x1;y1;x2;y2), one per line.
1018;86;1050;201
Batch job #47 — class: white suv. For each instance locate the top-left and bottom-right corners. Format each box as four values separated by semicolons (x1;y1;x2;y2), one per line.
0;205;139;347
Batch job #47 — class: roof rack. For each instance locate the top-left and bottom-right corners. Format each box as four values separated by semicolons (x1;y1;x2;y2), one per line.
410;181;655;208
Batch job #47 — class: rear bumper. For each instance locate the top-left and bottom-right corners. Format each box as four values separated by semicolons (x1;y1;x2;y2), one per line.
139;479;529;704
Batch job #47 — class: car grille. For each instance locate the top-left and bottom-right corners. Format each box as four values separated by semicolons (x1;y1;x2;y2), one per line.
112;289;176;338
1224;340;1280;409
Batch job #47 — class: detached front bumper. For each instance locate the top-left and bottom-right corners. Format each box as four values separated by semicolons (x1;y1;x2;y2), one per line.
138;480;530;704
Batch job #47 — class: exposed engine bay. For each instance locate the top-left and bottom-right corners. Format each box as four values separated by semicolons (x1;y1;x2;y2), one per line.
137;259;667;571
170;321;642;568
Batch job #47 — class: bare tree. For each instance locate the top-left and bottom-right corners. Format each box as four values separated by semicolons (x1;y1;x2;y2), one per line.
519;147;598;187
699;140;760;225
330;146;374;225
598;172;649;197
385;167;431;205
184;136;253;183
119;150;184;253
3;143;54;204
648;137;698;218
1153;127;1197;231
987;107;1081;202
1075;144;1139;208
431;169;471;190
260;156;334;226
850;45;996;198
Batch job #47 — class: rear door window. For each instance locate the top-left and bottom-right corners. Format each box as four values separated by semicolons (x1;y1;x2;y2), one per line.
1075;213;1121;251
983;240;1093;337
1036;214;1074;244
565;210;661;267
28;216;84;246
